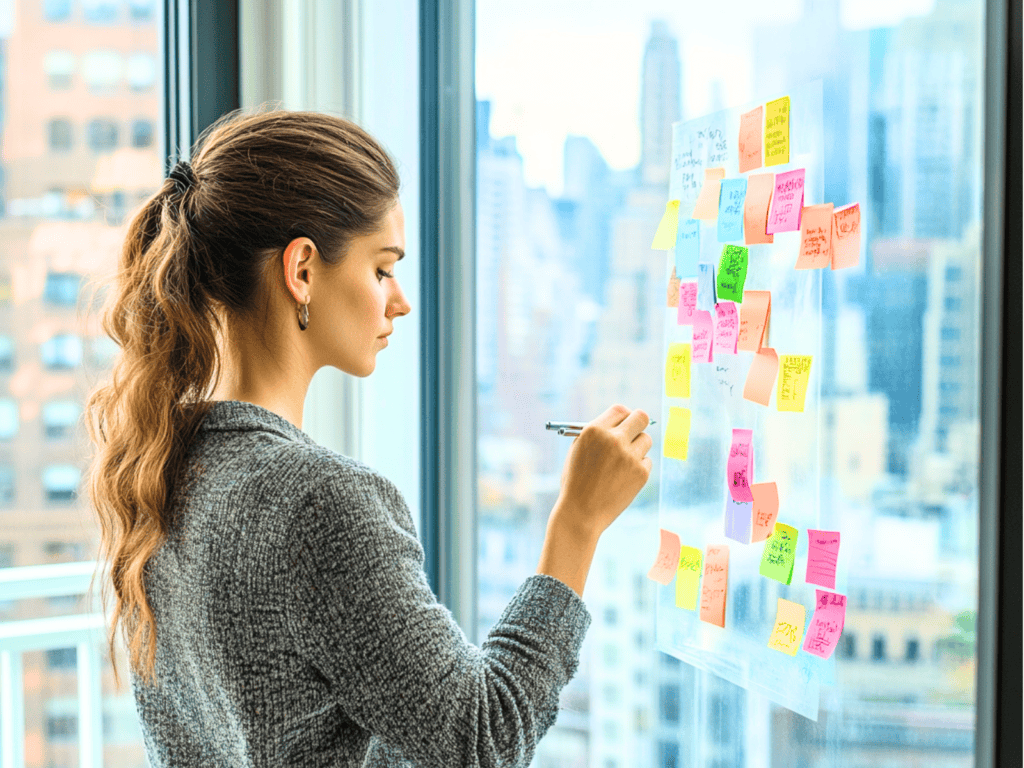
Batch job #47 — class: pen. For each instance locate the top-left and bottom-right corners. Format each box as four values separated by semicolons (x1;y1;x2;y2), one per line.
546;419;656;438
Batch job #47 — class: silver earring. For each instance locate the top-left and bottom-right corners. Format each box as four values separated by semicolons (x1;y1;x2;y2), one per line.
297;300;309;331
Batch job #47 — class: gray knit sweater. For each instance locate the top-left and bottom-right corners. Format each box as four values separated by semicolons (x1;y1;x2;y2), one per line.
132;399;591;767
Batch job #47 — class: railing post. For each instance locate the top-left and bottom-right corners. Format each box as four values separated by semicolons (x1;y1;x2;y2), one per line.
0;649;24;768
77;640;103;768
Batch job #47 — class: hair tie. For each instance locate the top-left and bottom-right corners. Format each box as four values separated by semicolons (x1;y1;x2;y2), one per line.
168;159;197;197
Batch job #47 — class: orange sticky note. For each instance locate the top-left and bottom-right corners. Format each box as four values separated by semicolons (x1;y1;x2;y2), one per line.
777;355;813;412
738;106;763;173
663;406;691;460
795;203;834;269
675;546;703;610
750;481;779;542
737;290;771;352
665;343;691;398
743;172;774;245
764;96;790;166
699;544;729;628
743;347;779;406
667;271;681;307
832;203;861;269
767;597;805;656
647;528;681;585
652;200;681;249
692;168;726;220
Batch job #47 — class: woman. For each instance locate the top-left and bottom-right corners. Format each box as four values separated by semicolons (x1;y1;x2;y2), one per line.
85;107;653;767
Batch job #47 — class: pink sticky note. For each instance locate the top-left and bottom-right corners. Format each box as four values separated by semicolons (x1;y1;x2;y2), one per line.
795;203;834;269
727;428;754;502
737;291;771;352
692;168;726;220
802;590;847;659
667;271;681;308
832;203;861;269
699;544;729;628
805;530;841;589
743;173;775;245
647;528;681;585
738;106;763;174
743;347;779;406
750;481;779;542
766;169;805;234
677;281;698;325
692;310;714;363
713;301;739;355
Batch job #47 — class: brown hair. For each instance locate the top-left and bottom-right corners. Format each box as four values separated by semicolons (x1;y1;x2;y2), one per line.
83;106;400;685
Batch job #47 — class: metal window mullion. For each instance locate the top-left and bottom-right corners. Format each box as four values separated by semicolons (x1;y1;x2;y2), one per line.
77;640;103;768
0;650;24;768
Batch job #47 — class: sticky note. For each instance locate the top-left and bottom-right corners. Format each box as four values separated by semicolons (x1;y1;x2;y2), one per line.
727;428;754;502
795;203;834;269
805;530;841;589
766;169;805;234
713;301;739;356
711;358;745;401
691;310;714;364
738;106;763;173
764;96;790;167
777;355;813;412
652;200;681;249
663;406;691;460
696;262;717;310
767;597;805;656
675;546;703;610
677;282;698;325
692;168;726;220
675;218;700;278
802;590;847;659
724;497;752;544
832;203;861;270
665;343;691;398
699;545;729;628
743;172;775;245
743;347;779;407
716;245;748;303
760;522;798;584
647;528;681;585
716;178;747;243
737;290;771;352
750;482;779;543
667;272;681;308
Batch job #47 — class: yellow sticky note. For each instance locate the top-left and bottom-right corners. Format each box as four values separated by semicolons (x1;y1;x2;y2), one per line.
652;200;681;249
675;545;703;610
663;406;691;460
665;343;691;398
767;597;806;656
777;355;813;412
764;96;790;167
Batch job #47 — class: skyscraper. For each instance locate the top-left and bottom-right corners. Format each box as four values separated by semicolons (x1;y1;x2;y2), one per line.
639;20;681;188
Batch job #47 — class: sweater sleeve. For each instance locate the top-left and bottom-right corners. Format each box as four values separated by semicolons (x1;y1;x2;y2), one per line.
283;461;592;768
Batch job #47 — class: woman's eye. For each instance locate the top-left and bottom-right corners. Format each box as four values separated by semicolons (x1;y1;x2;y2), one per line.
377;268;394;282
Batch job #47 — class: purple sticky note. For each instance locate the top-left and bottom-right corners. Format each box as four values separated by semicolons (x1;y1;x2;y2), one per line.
805;530;841;589
713;301;739;355
677;281;698;325
802;590;847;659
727;428;754;502
724;497;752;543
692;310;714;363
766;168;805;234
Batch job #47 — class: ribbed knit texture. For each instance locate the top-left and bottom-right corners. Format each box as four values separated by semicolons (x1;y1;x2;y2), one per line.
132;399;591;767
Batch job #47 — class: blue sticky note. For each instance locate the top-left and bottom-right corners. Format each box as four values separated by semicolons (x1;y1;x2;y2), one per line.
717;177;747;242
675;219;700;278
724;497;752;543
697;262;717;311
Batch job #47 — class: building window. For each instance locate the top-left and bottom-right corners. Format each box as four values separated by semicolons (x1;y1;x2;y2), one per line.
0;336;16;373
82;0;119;23
44;50;75;90
43;0;72;22
43;401;82;440
839;633;856;659
944;296;962;311
634;668;646;687
659;683;680;724
657;740;679;768
46;648;77;669
87;118;119;152
128;0;156;22
0;400;18;441
90;335;119;368
41;334;83;370
634;706;649;732
46;714;77;742
82;50;123;93
42;464;82;503
905;638;920;663
0;467;15;505
604;606;618;625
602;643;618;666
44;271;82;307
126;53;156;91
872;634;887;662
602;683;619;704
945;266;962;281
940;326;961;341
131;118;154;148
48;118;73;152
0;544;13;568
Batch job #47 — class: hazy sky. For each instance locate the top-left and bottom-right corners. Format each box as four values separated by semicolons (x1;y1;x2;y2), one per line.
475;0;936;194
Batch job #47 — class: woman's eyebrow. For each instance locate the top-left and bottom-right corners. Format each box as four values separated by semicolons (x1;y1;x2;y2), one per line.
379;246;405;260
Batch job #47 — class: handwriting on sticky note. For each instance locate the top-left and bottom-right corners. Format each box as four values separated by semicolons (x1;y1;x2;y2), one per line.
727;428;754;502
832;203;861;270
697;262;717;311
768;597;805;655
777;355;813;412
675;546;703;611
743;172;775;245
663;406;691;460
724;497;752;544
652;200;681;249
738;106;763;173
805;530;840;589
764;96;790;167
691;310;714;364
665;343;691;399
802;590;847;659
675;218;700;278
716;245;748;303
717;178;747;243
699;545;729;628
743;347;779;407
767;169;805;234
750;482;779;542
692;168;725;220
667;272;681;308
647;528;681;585
737;291;771;352
760;522;798;584
713;301;739;356
796;203;834;269
677;281;698;325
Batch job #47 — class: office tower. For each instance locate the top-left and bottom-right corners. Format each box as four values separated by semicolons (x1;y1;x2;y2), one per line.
639;20;681;189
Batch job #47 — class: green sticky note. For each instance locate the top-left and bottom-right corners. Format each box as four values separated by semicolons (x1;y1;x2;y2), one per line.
759;522;798;584
675;545;703;610
717;245;749;303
